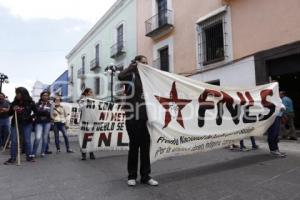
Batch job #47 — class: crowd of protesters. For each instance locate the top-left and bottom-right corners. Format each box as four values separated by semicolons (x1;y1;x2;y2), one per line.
0;87;74;165
0;55;298;187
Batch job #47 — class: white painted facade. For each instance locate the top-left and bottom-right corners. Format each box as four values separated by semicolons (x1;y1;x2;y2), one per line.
66;0;137;102
190;56;256;88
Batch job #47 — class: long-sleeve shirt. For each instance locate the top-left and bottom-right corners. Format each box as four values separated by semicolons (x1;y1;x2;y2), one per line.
51;105;67;123
118;62;147;120
9;100;37;126
281;96;294;114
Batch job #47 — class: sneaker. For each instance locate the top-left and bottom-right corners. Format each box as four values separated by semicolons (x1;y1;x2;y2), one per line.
45;151;53;154
4;158;16;165
143;179;159;186
81;153;87;161
240;147;250;152
270;150;287;158
252;145;259;150
56;149;61;154
127;179;136;186
41;153;45;158
26;157;36;162
67;149;74;153
90;153;96;160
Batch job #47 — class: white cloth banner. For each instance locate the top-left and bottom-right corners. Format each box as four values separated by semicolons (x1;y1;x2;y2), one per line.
79;99;129;153
138;64;282;162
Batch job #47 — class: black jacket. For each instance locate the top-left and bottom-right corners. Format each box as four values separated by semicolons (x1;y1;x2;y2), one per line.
35;101;52;123
9;100;37;126
118;62;147;120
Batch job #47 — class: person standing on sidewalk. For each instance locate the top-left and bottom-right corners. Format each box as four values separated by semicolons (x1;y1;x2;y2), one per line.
51;96;74;153
268;102;287;157
118;55;158;187
239;137;259;151
280;91;297;141
31;91;52;158
79;88;96;161
4;87;37;164
0;93;10;149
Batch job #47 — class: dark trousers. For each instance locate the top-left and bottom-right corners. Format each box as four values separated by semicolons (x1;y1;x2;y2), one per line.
126;120;151;182
268;116;281;151
240;136;257;148
53;122;70;151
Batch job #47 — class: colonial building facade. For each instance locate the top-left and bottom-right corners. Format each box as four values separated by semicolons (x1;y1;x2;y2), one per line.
137;0;300;127
66;0;137;102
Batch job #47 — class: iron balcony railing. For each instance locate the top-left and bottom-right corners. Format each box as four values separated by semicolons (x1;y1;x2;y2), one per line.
110;41;126;58
145;9;174;37
77;68;85;79
90;58;100;70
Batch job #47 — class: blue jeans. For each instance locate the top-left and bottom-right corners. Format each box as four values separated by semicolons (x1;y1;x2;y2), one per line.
53;122;70;151
11;123;32;160
32;122;51;155
0;118;10;147
268;116;280;151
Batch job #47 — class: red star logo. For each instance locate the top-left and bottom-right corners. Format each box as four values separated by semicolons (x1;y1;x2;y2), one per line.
155;82;192;129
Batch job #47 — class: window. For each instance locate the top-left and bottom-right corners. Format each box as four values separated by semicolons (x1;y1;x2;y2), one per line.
70;66;74;83
159;47;169;72
157;0;168;26
95;44;100;65
117;24;124;52
94;77;100;95
197;13;227;66
81;56;86;74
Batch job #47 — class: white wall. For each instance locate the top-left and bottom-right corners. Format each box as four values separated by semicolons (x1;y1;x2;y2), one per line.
190;56;256;87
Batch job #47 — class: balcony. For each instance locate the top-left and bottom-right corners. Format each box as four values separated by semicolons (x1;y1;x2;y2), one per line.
110;41;126;59
77;68;85;79
145;10;174;39
90;58;100;71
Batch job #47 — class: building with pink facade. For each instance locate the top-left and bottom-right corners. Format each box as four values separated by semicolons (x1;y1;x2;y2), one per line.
137;0;300;128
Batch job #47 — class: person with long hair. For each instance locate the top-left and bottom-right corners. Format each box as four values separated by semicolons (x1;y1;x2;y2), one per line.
4;87;37;164
118;55;158;186
79;88;96;160
51;96;74;153
31;91;52;158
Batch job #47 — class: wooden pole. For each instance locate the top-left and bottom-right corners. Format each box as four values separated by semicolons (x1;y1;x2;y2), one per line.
2;131;11;152
15;111;21;166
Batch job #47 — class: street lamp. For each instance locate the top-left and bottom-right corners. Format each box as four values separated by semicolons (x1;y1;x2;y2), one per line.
104;64;122;102
0;73;9;93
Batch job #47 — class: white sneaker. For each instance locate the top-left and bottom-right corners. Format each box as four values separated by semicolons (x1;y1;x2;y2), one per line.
270;150;287;158
127;179;136;186
145;179;159;186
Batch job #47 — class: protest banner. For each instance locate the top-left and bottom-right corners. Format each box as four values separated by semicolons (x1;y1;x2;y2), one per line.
79;99;129;153
138;64;282;162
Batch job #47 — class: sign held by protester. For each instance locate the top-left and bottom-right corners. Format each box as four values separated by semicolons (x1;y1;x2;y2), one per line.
79;99;129;153
138;64;282;162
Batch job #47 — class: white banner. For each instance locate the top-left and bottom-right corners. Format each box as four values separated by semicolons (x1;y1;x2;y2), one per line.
61;102;81;135
138;64;282;162
79;99;129;153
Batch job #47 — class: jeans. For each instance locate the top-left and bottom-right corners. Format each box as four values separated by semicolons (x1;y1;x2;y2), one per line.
0;118;10;147
32;122;51;155
240;136;257;148
268;116;280;151
11;123;32;160
126;120;151;182
53;122;70;151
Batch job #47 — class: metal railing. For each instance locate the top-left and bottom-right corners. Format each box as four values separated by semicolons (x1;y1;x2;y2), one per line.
110;41;126;58
90;58;100;70
145;9;173;36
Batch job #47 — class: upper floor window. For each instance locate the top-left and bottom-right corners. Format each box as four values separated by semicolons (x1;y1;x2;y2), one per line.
81;56;86;74
117;24;124;51
159;46;169;72
197;12;228;67
95;44;100;65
